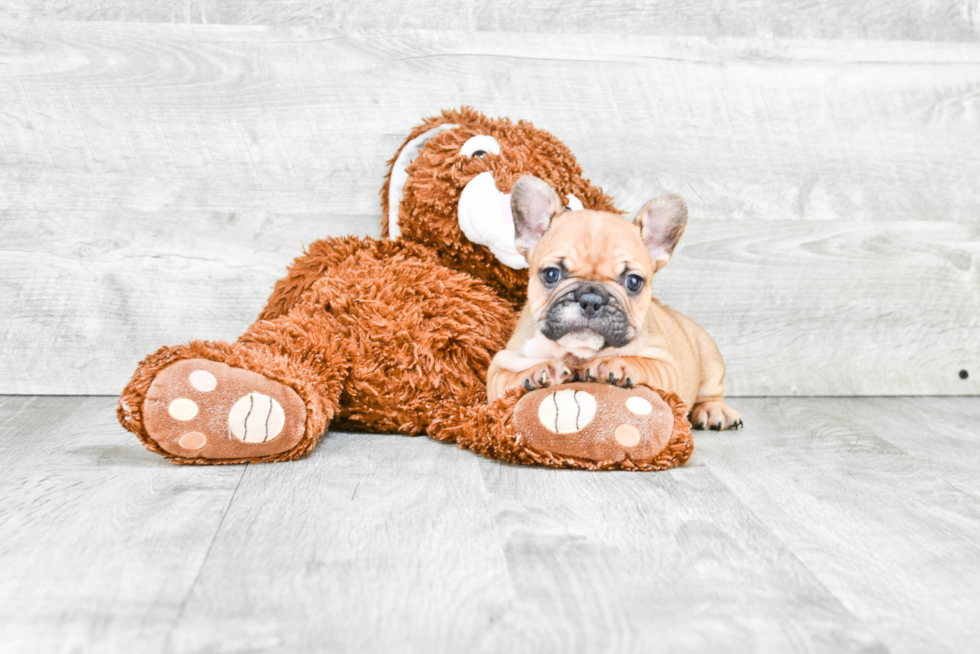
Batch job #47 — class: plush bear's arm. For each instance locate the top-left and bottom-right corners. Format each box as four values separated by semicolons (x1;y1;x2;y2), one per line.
258;236;383;321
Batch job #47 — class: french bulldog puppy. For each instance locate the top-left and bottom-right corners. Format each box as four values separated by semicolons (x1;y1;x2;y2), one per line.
486;176;742;431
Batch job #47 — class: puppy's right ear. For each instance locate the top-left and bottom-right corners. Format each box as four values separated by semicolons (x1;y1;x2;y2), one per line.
511;175;562;259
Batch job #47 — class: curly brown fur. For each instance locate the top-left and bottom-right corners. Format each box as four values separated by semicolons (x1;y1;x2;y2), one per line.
429;386;693;471
118;109;616;465
382;107;618;308
258;237;441;322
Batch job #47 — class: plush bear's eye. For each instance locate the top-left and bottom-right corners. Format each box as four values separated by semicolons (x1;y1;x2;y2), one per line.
624;274;644;294
461;135;501;158
541;267;562;287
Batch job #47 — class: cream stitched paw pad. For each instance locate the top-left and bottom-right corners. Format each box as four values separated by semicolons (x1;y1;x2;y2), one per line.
143;359;306;461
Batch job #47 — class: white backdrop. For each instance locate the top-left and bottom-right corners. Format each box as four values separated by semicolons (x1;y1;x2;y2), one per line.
1;9;978;396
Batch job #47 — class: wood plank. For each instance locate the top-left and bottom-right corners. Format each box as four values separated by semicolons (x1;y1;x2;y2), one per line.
0;396;245;653
473;459;886;653
867;396;980;496
695;396;980;654
3;1;979;42
740;396;980;497
1;27;977;223
0;210;375;394
1;24;979;395
5;396;980;651
165;431;520;653
656;219;980;397
5;214;977;397
166;428;885;653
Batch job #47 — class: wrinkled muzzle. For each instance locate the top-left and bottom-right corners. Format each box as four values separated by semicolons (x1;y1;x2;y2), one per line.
540;283;635;349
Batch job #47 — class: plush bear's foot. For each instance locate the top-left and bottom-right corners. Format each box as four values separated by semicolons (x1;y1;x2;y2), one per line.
429;382;692;471
141;359;307;462
514;382;690;468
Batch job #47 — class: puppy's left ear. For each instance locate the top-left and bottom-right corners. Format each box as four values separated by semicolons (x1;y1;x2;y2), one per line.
634;195;688;273
511;175;562;259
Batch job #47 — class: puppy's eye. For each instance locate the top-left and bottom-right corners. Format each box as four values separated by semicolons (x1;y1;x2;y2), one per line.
471;150;487;159
541;267;562;287
624;274;645;294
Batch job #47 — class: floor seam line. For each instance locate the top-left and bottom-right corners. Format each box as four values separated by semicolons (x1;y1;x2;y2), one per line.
161;464;248;654
692;461;892;652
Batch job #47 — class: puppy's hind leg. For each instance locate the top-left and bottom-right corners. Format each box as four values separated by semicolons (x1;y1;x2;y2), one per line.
688;330;743;431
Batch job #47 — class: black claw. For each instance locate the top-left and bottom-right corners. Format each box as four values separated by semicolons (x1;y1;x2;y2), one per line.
524;379;534;391
711;423;722;431
608;373;616;385
585;371;595;382
625;378;633;389
572;371;581;382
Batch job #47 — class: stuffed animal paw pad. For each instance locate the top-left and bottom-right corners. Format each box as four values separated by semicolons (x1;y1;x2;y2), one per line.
142;359;306;460
514;382;677;464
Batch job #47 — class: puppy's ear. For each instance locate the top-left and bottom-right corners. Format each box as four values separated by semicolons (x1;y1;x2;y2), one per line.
634;195;688;273
511;175;562;259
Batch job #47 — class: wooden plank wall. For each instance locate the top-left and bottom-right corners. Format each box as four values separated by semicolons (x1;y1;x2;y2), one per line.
0;5;978;396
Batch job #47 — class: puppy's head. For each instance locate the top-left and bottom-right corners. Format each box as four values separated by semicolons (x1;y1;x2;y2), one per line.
512;175;687;351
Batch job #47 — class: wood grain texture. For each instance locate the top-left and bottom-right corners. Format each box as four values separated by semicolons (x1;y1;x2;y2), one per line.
167;431;519;654
656;219;980;397
167;422;884;653
3;1;980;42
0;396;245;653
7;395;980;652
698;397;980;654
1;23;978;395
850;396;980;496
472;460;884;652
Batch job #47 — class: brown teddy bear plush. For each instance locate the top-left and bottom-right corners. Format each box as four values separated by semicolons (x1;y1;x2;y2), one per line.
117;108;692;470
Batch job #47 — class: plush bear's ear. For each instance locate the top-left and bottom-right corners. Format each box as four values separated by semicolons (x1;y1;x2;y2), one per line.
382;121;459;239
633;195;688;273
511;176;562;259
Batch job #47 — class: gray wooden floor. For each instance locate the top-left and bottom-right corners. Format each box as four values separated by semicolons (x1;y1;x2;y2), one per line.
2;395;979;653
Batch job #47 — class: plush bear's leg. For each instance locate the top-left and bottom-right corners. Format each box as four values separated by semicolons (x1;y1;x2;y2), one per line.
118;310;350;464
429;383;694;471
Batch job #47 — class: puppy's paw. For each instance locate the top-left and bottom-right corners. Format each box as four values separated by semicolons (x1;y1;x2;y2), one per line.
520;359;573;392
580;357;644;388
690;400;743;431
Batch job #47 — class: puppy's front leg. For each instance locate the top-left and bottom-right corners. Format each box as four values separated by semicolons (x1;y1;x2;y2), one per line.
487;358;573;401
580;356;680;393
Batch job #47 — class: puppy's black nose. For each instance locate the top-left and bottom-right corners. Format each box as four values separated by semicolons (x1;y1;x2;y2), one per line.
574;284;609;317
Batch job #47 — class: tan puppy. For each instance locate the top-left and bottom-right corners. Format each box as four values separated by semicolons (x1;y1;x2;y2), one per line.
487;176;742;431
